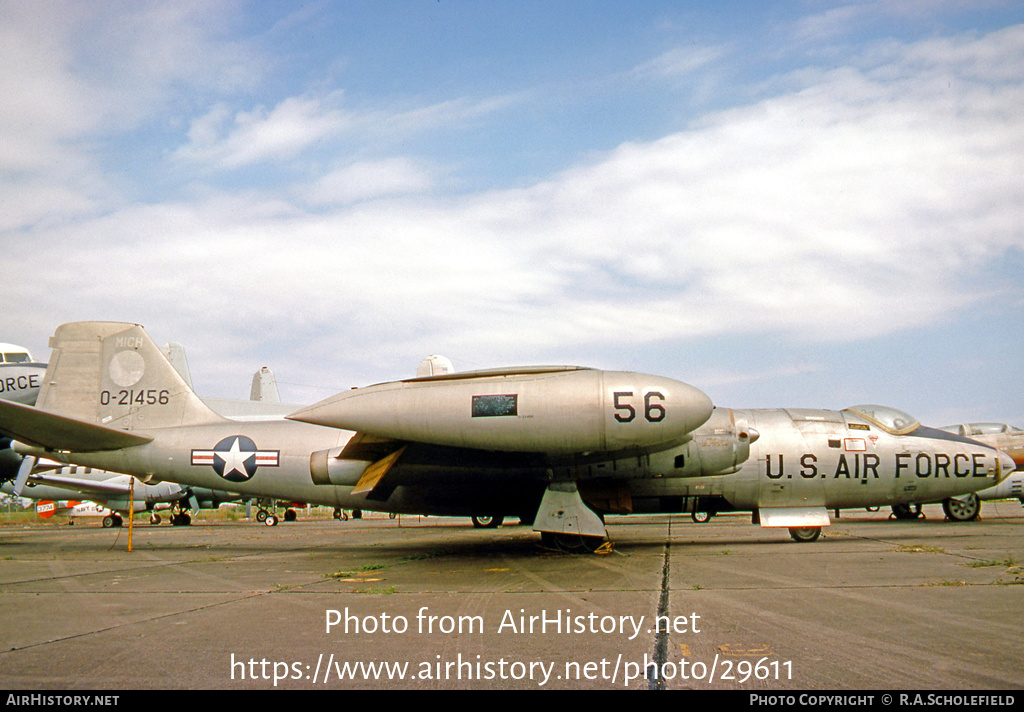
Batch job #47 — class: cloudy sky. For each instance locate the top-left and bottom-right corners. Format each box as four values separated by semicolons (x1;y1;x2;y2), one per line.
2;1;1022;427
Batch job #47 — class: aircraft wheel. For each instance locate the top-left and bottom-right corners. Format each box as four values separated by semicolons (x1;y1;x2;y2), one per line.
256;509;268;522
890;503;922;520
102;515;115;528
472;515;504;529
691;511;711;523
942;494;980;522
284;509;297;522
265;515;278;527
150;514;161;525
788;527;821;543
541;531;607;553
333;508;341;520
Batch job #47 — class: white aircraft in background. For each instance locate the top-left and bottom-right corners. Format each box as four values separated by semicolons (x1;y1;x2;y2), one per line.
34;500;116;526
0;342;46;405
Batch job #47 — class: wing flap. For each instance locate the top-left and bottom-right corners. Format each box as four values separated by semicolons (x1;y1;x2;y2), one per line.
352;446;406;500
0;399;152;452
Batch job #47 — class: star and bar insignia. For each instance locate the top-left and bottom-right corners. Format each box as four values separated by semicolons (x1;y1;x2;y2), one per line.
191;436;279;482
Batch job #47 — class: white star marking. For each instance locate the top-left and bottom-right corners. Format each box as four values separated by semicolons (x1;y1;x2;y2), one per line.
216;437;255;478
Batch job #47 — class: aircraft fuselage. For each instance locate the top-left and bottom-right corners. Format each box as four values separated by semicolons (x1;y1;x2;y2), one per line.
22;405;1009;520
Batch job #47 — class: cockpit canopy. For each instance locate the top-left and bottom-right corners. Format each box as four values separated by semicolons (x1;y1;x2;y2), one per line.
940;423;1023;437
843;405;920;435
0;343;33;363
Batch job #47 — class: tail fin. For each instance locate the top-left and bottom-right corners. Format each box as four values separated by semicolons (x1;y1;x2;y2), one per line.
37;322;224;430
160;342;194;388
250;367;281;404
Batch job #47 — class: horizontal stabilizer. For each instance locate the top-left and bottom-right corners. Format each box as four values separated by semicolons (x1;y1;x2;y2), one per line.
21;473;135;498
0;398;152;452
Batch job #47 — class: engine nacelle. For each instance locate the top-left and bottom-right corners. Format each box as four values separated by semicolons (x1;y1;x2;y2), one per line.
673;409;757;477
310;447;371;486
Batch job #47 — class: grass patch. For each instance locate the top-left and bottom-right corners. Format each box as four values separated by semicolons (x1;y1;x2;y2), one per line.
966;557;1015;568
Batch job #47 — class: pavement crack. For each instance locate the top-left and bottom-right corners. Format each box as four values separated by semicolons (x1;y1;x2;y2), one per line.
648;519;672;690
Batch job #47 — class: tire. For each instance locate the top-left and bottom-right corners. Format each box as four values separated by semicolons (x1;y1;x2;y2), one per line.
942;494;980;522
472;515;504;529
691;511;711;524
541;531;607;553
891;503;922;520
788;527;821;543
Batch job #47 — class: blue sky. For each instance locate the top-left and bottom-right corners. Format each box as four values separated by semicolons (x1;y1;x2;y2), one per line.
2;1;1022;427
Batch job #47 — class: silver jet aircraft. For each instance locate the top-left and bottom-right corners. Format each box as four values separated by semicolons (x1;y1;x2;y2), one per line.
0;322;1013;551
927;422;1024;521
0;464;239;527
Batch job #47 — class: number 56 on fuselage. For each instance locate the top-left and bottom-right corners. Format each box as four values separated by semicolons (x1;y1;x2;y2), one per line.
0;322;1012;550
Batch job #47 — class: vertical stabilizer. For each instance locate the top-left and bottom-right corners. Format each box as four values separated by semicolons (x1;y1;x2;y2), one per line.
250;367;281;404
161;343;194;389
37;322;224;430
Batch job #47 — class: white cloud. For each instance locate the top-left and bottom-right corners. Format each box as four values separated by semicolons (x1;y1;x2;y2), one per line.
175;94;356;169
303;158;437;205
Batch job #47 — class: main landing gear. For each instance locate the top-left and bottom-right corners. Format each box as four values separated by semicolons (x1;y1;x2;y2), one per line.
788;527;821;543
533;482;610;554
942;493;981;522
540;531;608;553
890;503;923;520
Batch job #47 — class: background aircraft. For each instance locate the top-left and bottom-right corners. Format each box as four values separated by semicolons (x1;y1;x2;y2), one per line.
0;343;46;405
0;463;245;526
34;500;116;526
0;322;1013;551
930;422;1024;521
